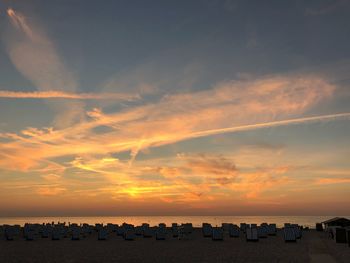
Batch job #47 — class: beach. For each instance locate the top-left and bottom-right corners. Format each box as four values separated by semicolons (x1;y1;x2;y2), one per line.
1;228;349;263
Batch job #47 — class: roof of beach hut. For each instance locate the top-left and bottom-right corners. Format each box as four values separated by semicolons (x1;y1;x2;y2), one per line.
321;217;350;227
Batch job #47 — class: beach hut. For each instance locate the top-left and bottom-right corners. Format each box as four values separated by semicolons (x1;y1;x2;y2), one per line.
246;227;258;242
202;223;212;237
212;227;224;241
283;227;296;242
322;217;350;228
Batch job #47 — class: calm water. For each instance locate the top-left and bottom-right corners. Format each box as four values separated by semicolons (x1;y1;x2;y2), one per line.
0;216;348;228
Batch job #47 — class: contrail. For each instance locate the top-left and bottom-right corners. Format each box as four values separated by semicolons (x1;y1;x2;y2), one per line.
188;112;350;139
0;90;140;101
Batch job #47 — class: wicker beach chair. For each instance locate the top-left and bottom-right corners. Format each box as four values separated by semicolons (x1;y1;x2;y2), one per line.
202;223;212;237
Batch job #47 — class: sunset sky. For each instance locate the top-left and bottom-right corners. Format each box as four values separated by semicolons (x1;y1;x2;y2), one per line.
0;0;349;216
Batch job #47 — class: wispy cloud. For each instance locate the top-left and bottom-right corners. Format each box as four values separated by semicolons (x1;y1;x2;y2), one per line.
315;178;350;185
0;90;140;100
5;8;84;127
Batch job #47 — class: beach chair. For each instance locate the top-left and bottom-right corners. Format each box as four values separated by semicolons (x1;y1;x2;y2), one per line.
71;227;81;240
222;223;230;232
229;225;240;238
202;223;212;237
267;224;277;236
98;227;108;240
142;226;153;238
135;226;143;236
283;227;296;242
26;229;35;241
156;228;167;240
124;229;136;240
212;227;224;241
292;224;302;239
257;226;267;238
5;227;15;241
246;227;258;242
240;223;247;233
52;227;61;240
159;223;166;228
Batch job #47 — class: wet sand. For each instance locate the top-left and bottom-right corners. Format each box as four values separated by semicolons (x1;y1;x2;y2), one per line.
0;229;349;263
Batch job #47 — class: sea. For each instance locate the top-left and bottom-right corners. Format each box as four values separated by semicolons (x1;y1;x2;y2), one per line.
1;216;348;228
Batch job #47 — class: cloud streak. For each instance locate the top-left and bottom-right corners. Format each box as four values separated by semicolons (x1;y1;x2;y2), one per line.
0;90;140;100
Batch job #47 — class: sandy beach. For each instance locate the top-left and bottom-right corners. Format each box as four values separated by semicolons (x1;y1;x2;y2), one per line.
1;228;349;263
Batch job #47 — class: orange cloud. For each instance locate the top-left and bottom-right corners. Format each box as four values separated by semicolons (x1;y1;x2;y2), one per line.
0;90;140;100
315;178;350;185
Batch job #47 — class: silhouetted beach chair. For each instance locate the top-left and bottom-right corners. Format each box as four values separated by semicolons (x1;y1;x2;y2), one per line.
246;227;258;241
52;227;61;240
240;223;247;233
202;223;212;237
5;226;15;241
283;226;296;242
135;226;143;236
267;224;277;236
258;226;267;238
71;227;81;240
156;228;167;240
229;225;240;237
172;224;179;238
292;224;302;239
98;227;108;240
124;229;136;240
142;225;153;238
212;227;224;241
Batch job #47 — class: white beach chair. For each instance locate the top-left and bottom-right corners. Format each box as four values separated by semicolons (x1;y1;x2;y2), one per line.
246;227;258;241
212;227;224;241
283;227;296;242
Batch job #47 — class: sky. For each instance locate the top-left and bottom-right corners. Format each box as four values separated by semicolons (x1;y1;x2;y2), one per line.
0;0;349;216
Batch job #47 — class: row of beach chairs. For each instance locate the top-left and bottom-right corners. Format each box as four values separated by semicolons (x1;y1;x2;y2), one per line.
1;222;303;242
